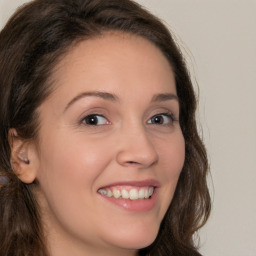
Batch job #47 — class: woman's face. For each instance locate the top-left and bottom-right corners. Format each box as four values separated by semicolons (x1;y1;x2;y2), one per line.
33;33;185;255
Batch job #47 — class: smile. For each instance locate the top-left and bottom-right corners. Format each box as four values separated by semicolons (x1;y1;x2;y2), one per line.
98;186;154;200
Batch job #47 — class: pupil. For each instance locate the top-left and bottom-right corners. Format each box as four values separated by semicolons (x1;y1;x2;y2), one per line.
153;116;163;124
87;115;97;125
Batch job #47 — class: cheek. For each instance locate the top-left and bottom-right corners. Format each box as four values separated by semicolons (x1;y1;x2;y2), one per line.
160;132;185;176
35;133;113;211
157;132;185;206
38;133;110;180
35;133;114;238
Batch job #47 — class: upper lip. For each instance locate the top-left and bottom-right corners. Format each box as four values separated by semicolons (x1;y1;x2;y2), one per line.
99;179;160;189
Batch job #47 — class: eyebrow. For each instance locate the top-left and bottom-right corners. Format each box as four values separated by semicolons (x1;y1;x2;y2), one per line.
151;93;179;103
64;91;179;112
64;91;118;112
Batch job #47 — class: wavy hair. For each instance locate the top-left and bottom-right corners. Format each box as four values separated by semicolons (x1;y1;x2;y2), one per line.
0;0;211;255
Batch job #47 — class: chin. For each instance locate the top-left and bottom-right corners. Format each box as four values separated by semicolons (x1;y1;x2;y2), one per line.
126;234;158;250
102;223;160;251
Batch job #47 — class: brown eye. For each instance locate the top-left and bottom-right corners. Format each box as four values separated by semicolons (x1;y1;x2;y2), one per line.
83;114;109;125
148;113;174;125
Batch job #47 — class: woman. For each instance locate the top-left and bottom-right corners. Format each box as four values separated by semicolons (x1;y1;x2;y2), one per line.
0;0;211;255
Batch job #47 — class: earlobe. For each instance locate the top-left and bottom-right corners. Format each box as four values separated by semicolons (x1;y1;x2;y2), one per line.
9;129;38;184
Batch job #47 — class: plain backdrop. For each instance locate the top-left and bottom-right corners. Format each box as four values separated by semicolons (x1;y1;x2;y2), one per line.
0;1;255;256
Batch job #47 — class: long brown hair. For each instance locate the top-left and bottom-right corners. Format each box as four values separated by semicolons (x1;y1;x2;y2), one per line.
0;0;211;255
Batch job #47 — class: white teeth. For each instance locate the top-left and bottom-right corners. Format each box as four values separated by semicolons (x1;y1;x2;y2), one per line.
138;189;145;199
98;189;107;196
113;188;121;198
98;187;154;200
121;189;129;199
107;189;112;197
129;189;139;200
149;187;154;197
144;189;150;199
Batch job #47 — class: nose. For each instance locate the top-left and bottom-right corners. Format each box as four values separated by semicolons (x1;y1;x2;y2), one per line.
116;125;158;168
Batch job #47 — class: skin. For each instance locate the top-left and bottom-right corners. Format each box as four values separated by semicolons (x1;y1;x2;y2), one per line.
23;33;185;256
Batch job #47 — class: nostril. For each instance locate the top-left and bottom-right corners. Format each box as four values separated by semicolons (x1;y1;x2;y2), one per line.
127;161;138;165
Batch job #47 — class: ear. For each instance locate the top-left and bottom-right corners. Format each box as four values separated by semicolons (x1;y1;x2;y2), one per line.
9;129;39;184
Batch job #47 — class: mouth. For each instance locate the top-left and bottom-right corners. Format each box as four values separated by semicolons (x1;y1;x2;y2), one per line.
97;180;159;212
98;186;155;200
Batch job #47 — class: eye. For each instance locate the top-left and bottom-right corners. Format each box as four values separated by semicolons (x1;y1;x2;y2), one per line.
82;114;109;126
147;113;175;125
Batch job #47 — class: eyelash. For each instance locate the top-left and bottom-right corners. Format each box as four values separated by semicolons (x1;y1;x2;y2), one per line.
81;112;177;126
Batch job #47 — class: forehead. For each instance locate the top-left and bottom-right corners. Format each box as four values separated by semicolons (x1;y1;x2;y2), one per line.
47;32;176;104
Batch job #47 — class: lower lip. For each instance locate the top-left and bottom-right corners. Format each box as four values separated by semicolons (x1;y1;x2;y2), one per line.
98;190;157;212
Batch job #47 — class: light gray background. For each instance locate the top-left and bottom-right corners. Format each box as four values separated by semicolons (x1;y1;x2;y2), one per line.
1;1;255;255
